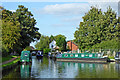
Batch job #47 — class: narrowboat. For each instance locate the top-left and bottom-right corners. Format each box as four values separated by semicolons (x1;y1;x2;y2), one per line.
56;52;109;63
115;52;120;62
20;51;32;63
36;51;43;58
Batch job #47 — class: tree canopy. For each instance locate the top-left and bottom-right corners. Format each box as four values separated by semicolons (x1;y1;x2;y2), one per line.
74;6;120;50
55;34;66;51
35;35;49;51
1;5;41;55
35;34;67;52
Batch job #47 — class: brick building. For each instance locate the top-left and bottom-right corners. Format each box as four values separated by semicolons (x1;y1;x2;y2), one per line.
67;40;79;53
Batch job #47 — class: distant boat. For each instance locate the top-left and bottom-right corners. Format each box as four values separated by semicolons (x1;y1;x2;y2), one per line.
56;52;109;63
36;51;43;58
115;52;120;62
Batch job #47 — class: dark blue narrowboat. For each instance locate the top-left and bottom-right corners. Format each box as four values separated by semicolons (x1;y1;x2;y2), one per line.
36;51;43;58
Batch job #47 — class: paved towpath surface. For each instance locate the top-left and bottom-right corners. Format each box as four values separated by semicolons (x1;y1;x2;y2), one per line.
0;57;17;65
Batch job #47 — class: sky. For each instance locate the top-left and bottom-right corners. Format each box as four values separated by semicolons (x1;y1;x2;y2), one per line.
1;0;119;47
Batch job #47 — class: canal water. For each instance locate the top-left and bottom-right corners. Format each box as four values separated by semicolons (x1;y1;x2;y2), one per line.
2;56;120;79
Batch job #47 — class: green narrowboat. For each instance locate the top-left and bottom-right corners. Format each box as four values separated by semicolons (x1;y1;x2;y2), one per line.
20;51;32;63
56;52;109;63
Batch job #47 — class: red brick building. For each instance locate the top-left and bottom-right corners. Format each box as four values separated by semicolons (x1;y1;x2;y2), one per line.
67;40;78;52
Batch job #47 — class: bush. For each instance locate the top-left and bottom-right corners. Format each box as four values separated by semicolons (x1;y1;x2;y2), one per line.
43;48;51;54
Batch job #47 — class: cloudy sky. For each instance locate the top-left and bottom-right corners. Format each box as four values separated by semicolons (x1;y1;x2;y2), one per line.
1;0;119;47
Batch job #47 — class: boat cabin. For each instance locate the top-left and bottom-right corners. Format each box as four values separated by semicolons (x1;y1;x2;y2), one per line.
20;51;32;63
56;53;102;58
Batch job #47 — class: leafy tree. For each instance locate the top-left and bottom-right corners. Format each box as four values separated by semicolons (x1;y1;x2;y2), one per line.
55;34;66;51
35;35;49;50
1;5;41;55
74;6;119;50
1;7;21;56
12;5;41;54
43;48;51;54
49;35;54;43
23;46;33;51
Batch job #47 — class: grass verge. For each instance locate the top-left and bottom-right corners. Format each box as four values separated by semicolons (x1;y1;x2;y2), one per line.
108;56;115;59
2;55;13;63
2;57;20;67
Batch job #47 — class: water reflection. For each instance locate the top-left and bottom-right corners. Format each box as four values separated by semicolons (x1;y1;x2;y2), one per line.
20;65;30;78
2;56;120;78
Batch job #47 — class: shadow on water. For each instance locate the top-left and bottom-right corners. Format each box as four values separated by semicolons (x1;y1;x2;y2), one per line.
2;56;120;79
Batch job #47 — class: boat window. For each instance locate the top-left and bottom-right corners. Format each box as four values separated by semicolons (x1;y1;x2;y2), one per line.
25;53;28;56
116;53;118;57
81;54;84;57
75;54;78;57
98;54;101;57
65;54;68;57
89;54;92;57
70;54;73;57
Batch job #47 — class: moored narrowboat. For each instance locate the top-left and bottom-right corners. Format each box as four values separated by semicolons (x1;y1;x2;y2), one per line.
20;51;32;63
115;52;120;62
36;51;43;58
56;52;109;63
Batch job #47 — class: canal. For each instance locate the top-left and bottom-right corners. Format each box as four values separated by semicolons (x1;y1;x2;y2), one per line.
2;56;120;79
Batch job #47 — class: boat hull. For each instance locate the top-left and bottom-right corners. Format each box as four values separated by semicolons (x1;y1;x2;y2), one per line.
115;59;120;62
36;55;43;59
56;58;108;63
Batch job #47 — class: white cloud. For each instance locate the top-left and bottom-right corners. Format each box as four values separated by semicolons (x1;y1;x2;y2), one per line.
89;0;119;2
34;2;119;16
10;10;16;12
1;0;119;2
40;3;90;15
89;2;118;12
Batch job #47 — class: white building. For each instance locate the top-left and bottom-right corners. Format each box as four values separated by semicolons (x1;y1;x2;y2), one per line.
49;40;57;49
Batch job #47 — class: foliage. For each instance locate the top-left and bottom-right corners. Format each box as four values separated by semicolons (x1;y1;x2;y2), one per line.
43;48;51;54
1;5;41;55
35;35;49;50
1;8;21;55
55;34;66;51
23;46;32;51
2;57;20;67
49;35;54;43
2;55;12;62
12;5;41;54
74;6;119;50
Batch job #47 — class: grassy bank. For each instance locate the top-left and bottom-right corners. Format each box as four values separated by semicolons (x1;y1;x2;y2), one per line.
2;55;13;62
2;56;20;67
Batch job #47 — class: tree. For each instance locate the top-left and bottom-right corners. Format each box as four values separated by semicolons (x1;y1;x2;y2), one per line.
1;5;41;55
12;5;41;54
43;48;51;54
55;34;66;51
23;46;33;51
74;6;119;50
1;7;21;56
35;35;49;51
49;35;54;43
